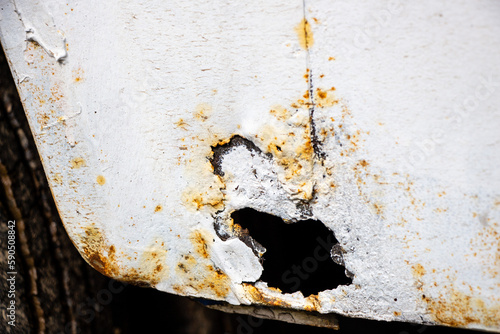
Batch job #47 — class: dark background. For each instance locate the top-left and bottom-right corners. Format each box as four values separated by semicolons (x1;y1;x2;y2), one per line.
0;44;482;334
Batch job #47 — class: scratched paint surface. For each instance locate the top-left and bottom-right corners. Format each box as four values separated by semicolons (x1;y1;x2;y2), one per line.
1;0;499;331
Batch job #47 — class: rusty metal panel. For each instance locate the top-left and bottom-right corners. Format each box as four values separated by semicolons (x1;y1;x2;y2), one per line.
1;0;499;331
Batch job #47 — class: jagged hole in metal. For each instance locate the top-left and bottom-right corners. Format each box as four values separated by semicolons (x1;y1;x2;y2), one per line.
231;208;351;296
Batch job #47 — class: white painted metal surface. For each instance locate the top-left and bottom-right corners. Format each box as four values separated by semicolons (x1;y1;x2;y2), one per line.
1;0;499;331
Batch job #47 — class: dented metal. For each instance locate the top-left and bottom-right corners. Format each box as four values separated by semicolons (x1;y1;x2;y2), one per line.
1;0;499;331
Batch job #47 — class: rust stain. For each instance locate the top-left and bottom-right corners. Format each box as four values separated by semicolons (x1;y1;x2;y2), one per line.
426;289;500;328
258;90;326;199
154;205;163;213
70;157;86;169
359;160;369;168
181;134;228;213
304;294;321;312
256;119;314;199
172;263;231;299
295;19;314;50
175;254;197;274
175;118;189;130
468;222;500;277
79;226;168;286
125;241;169;286
411;263;500;327
372;202;385;216
37;112;50;128
191;230;211;259
412;263;426;279
315;87;339;108
184;187;225;211
96;175;106;185
269;105;290;121
50;84;64;102
53;173;63;185
80;226;120;278
171;234;231;299
194;103;212;121
242;284;293;308
73;67;84;82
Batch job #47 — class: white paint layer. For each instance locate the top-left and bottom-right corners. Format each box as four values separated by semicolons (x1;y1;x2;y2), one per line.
0;0;499;331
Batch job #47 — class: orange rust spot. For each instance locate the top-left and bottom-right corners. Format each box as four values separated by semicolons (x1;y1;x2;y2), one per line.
295;19;314;50
109;245;116;257
70;157;86;169
328;56;335;61
195;103;212;121
372;202;384;215
175;119;188;130
304;294;321;312
154;205;163;213
412;263;426;278
315;88;339;107
191;230;210;259
242;284;293;308
53;173;63;185
73;67;84;82
96;175;106;185
394;311;401;316
359;159;369;167
269;105;290;121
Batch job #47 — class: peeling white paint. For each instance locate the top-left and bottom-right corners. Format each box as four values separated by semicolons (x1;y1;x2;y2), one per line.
211;237;263;284
13;0;67;61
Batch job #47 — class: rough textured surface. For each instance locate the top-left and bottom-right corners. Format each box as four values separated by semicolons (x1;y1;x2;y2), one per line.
0;45;255;334
0;0;499;332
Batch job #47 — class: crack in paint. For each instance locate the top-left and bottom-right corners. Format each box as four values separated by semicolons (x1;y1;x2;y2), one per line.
301;1;325;160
